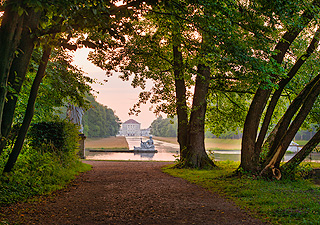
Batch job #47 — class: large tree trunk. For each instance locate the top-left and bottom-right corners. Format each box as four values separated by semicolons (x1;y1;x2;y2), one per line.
240;89;270;173
186;64;216;168
0;1;24;133
0;9;41;155
173;44;188;157
3;43;52;173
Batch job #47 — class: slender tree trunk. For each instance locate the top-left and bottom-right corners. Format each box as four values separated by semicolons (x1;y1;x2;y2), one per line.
258;28;320;155
264;73;320;161
0;9;41;156
282;130;320;173
186;64;216;168
260;77;320;178
240;8;314;173
3;43;52;173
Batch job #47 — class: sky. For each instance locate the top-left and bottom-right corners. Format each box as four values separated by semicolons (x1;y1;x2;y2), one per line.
72;48;158;128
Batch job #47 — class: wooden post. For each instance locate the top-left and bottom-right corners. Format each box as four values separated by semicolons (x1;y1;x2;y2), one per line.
79;133;86;159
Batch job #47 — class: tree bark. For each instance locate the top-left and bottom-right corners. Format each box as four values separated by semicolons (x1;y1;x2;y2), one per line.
0;9;41;156
186;64;216;168
3;42;52;173
173;44;189;157
240;5;314;173
282;129;320;173
0;1;24;134
256;28;320;154
260;77;320;178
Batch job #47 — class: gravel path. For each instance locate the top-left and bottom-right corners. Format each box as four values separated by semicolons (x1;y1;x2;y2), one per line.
1;161;269;224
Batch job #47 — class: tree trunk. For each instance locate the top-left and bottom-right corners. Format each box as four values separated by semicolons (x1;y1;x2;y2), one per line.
240;7;313;173
185;64;216;168
0;1;24;134
260;77;320;178
173;44;188;157
264;73;320;161
0;9;41;156
3;43;52;173
282;129;320;173
256;28;320;155
240;88;270;173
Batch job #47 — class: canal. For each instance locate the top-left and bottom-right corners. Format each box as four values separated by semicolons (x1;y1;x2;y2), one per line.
85;137;320;162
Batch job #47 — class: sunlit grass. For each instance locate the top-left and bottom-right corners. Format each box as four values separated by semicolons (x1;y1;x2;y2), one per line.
85;136;129;149
163;161;320;225
153;137;242;150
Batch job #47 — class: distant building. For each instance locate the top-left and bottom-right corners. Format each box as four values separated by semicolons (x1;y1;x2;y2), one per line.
118;119;151;137
119;119;141;136
141;128;151;136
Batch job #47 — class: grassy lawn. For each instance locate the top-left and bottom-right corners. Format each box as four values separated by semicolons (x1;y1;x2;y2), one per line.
204;138;241;150
85;136;129;150
152;137;178;144
153;137;241;150
163;161;320;225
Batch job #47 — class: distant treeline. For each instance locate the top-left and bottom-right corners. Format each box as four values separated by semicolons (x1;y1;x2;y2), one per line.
150;116;317;140
82;95;120;138
150;116;177;137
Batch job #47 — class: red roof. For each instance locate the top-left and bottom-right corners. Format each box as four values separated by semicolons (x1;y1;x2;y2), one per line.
123;119;140;125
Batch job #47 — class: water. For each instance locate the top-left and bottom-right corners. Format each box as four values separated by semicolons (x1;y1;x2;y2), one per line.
85;137;320;162
85;137;179;161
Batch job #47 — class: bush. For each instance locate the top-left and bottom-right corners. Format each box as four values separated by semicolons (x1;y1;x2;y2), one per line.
0;146;91;205
28;121;80;154
0;120;91;205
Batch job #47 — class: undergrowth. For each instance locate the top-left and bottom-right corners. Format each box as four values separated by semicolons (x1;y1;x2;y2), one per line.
0;121;92;205
0;146;91;205
163;161;320;225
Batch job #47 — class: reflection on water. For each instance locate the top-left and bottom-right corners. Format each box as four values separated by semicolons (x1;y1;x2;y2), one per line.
85;137;179;161
85;137;320;162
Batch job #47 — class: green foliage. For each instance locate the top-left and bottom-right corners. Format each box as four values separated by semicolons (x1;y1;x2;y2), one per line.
0;146;91;205
0;119;91;205
28;120;79;155
150;116;177;137
13;48;93;125
206;91;249;137
163;161;320;225
82;95;120;138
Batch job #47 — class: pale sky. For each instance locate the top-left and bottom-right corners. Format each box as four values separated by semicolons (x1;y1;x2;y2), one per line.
72;48;158;128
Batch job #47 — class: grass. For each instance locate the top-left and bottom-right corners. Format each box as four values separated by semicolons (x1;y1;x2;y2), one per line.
85;136;129;150
163;161;320;225
204;138;241;150
152;136;178;144
0;159;91;206
153;137;242;150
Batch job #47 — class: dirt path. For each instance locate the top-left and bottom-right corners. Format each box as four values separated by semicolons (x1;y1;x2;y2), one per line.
1;161;268;225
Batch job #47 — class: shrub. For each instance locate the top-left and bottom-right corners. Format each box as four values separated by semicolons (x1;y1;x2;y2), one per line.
0;120;91;205
28;121;80;155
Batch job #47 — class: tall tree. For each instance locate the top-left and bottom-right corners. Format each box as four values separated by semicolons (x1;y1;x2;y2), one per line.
238;0;320;178
0;0;152;171
87;0;277;168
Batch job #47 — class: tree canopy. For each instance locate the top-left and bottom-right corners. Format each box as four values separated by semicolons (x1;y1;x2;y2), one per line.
1;0;320;177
